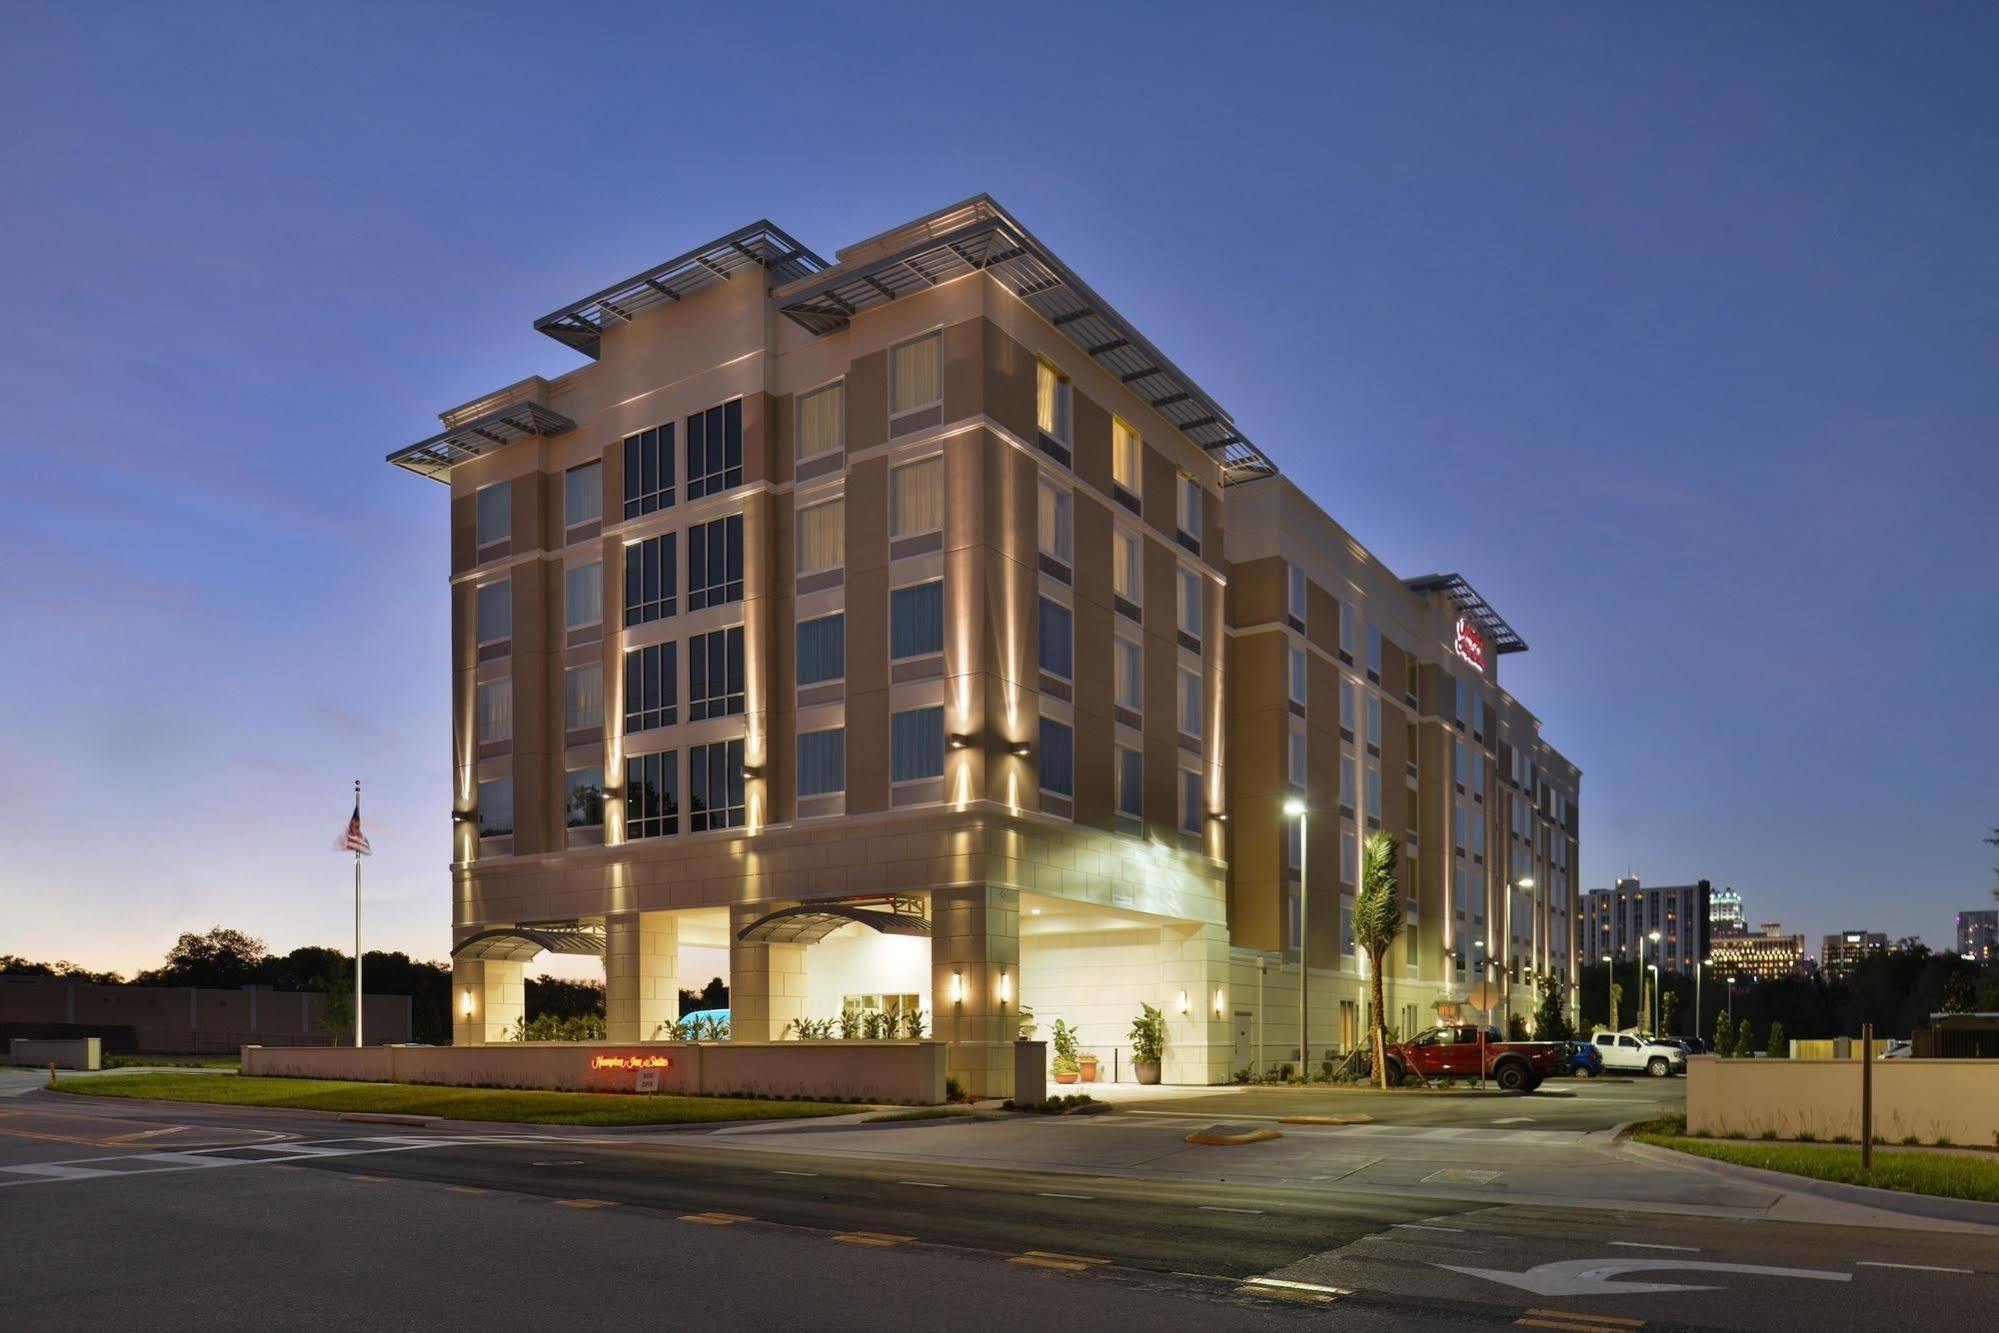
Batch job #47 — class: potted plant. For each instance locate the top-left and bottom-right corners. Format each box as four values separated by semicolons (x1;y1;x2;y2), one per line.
1017;1004;1037;1041
1050;1018;1080;1084
1079;1051;1101;1083
1128;1002;1166;1084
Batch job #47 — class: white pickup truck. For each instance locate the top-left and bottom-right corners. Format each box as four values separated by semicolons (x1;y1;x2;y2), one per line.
1590;1031;1688;1078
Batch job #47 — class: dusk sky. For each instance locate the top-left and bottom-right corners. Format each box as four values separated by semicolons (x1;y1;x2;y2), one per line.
4;3;1994;977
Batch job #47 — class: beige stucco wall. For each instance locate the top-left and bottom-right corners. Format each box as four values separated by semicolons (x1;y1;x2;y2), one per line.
1687;1057;1999;1144
243;1040;947;1105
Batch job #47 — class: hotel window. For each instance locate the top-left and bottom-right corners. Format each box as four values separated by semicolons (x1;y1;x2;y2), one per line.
688;627;744;720
1367;624;1383;676
564;462;601;533
890;580;944;660
1116;745;1143;818
1114;636;1142;711
1366;694;1382;746
623;424;675;518
685;399;743;500
1472;693;1485;736
1341;753;1357;812
623;643;676;733
890;706;945;783
1179;767;1203;835
1472;751;1485;793
1112;417;1142;499
1287;563;1308;628
796;612;845;686
624;533;676;626
1455;740;1468;786
564;662;603;731
475;481;510;548
1037;479;1072;566
1341;832;1357;886
1178;566;1202;643
687;514;744;610
1341;902;1355;956
1038;597;1072;679
1365;765;1382;821
564;562;603;630
1113;528;1143;606
1454;804;1467;853
1454;865;1468;912
1288;646;1308;707
1339;601;1358;659
1176;474;1202;541
1339;678;1356;737
565;767;604;829
796;728;845;799
889;456;943;537
1454;676;1468;724
688;738;746;832
1036;361;1072;444
625;750;678;840
475;679;511;744
889;333;942;417
476;778;513;839
1288;722;1308;789
797;381;845;460
1039;717;1074;798
476;580;510;645
797;498;845;574
1178;666;1203;740
1471;812;1486;855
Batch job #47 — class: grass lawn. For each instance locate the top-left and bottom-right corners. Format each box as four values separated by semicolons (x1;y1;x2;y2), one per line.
56;1073;864;1126
1630;1117;1999;1204
104;1055;240;1071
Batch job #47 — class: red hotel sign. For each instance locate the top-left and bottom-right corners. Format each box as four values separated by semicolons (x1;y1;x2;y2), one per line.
1454;617;1488;672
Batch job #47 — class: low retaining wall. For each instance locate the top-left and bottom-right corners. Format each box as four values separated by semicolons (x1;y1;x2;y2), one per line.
10;1037;102;1070
1688;1056;1999;1144
242;1041;948;1105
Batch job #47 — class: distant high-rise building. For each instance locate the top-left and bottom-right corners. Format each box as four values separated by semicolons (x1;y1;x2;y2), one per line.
1709;918;1805;982
1581;878;1709;974
1708;886;1745;938
1956;910;1998;962
1820;930;1888;975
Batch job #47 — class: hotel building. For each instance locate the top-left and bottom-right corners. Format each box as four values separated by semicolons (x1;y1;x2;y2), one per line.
1581;878;1708;975
1709;922;1807;983
390;197;1580;1094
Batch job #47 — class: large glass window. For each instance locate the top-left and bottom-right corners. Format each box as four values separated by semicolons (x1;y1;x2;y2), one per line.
1367;694;1382;745
1036;361;1072;442
1037;479;1071;564
797;729;845;798
889;456;942;536
476;679;511;744
1367;624;1383;675
1178;566;1202;640
689;628;744;721
798;382;844;459
1339;601;1358;658
1289;646;1308;706
1116;745;1143;818
475;481;511;547
564;562;602;630
564;663;602;731
626;751;677;840
891;706;945;783
1178;666;1203;739
1038;597;1072;679
1289;722;1308;788
564;461;601;531
1114;637;1142;711
796;613;844;686
1114;529;1142;603
1342;752;1357;809
797;498;844;573
890;580;943;660
476;778;513;839
1287;562;1308;626
624;533;675;626
1039;717;1074;798
1179;768;1203;835
565;767;605;829
686;399;743;500
1339;678;1356;734
623;644;676;733
1112;417;1142;495
687;514;744;610
1366;765;1383;820
476;580;510;644
1176;474;1202;537
689;738;746;832
889;333;942;415
623;424;675;518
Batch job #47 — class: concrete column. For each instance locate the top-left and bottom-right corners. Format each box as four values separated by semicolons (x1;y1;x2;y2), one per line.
605;911;679;1043
1159;921;1232;1085
451;957;523;1046
931;885;1019;1099
729;904;807;1042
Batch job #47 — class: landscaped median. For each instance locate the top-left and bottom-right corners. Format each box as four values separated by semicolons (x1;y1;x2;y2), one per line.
54;1072;863;1127
1627;1114;1999;1205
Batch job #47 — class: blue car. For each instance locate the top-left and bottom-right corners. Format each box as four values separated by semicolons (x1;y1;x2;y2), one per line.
1560;1041;1604;1078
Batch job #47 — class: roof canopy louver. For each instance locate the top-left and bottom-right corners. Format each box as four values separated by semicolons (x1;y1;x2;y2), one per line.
735;897;931;946
451;926;607;963
776;195;1276;486
1404;573;1530;654
388;400;577;481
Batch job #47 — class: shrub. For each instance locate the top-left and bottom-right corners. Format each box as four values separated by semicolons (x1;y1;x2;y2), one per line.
512;1012;606;1042
1506;1013;1530;1042
945;1076;966;1103
900;1009;927;1040
1732;1021;1759;1060
1050;1019;1080;1075
1128;1003;1166;1065
1766;1021;1788;1059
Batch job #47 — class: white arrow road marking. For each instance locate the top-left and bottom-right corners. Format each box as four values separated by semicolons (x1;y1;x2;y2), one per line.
1857;1261;1974;1275
1491;1117;1535;1125
1437;1258;1853;1297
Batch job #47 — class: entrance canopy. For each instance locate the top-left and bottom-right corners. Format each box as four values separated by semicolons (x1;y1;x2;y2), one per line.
452;926;607;963
736;897;930;946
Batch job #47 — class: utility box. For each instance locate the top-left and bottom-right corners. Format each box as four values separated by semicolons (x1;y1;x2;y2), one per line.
1013;1040;1047;1104
10;1036;102;1070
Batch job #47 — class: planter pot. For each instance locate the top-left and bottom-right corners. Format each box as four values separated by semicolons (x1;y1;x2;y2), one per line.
1079;1056;1100;1083
1054;1069;1079;1085
1133;1060;1161;1085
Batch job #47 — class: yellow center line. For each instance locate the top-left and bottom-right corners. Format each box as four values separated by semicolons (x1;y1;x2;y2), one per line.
554;1197;617;1209
446;1185;491;1195
1516;1319;1640;1332
1236;1285;1335;1304
679;1212;755;1225
1526;1311;1644;1329
833;1231;915;1246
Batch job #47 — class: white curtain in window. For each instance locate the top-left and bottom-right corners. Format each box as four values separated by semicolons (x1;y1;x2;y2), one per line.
890;335;941;414
798;384;844;458
1113;418;1141;491
1037;482;1071;562
565;562;602;629
565;663;603;730
476;679;512;743
797;499;845;572
890;457;942;536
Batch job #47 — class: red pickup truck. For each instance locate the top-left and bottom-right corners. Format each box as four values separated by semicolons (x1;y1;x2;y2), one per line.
1368;1024;1560;1092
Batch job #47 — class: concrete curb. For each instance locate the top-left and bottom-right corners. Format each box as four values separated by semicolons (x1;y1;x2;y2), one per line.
1185;1124;1283;1145
1618;1135;1999;1229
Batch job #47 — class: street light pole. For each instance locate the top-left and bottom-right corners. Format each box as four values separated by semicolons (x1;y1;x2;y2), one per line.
1696;957;1708;1044
1284;799;1308;1075
1649;963;1661;1035
1600;953;1612;1030
1727;976;1736;1026
1643;930;1661;1035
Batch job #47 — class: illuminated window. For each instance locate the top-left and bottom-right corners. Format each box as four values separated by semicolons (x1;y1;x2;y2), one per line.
688;514;743;610
797;498;845;573
889;333;942;416
1115;637;1142;711
624;534;676;627
565;767;604;829
476;778;513;840
1037;479;1072;565
891;706;945;783
1039;717;1074;798
476;580;510;645
564;462;601;532
564;562;602;630
625;750;678;840
688;627;744;720
1116;745;1143;818
797;382;844;460
689;738;745;832
476;680;511;744
1112;417;1142;496
623;644;676;733
889;456;943;536
1178;666;1203;740
1036;361;1072;443
891;581;944;660
1114;528;1143;604
623;424;675;518
796;613;844;686
475;481;510;547
564;663;602;731
797;729;845;799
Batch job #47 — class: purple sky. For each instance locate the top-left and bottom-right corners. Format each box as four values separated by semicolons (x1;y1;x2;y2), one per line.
4;3;1994;975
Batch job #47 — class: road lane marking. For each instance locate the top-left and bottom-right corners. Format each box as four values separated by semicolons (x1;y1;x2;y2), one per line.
896;1180;948;1188
1010;1250;1110;1272
1517;1319;1635;1332
1199;1205;1264;1214
1242;1278;1349;1295
554;1198;617;1209
1492;1117;1535;1125
1857;1261;1974;1274
680;1212;754;1225
1442;1258;1851;1297
1609;1242;1698;1252
1037;1191;1095;1200
446;1185;491;1194
774;1170;818;1177
1236;1277;1344;1304
833;1231;915;1247
1526;1312;1644;1328
1396;1223;1466;1233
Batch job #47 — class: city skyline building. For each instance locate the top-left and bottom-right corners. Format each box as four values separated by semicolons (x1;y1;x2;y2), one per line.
1580;878;1707;975
1819;930;1889;975
1958;909;1998;963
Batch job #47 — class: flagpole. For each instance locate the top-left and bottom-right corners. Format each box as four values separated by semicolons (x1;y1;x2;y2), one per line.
354;778;363;1050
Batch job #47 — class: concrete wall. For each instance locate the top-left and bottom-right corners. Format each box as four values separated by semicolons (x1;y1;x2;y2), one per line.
244;1040;948;1105
0;976;412;1053
10;1037;101;1070
1687;1057;1999;1144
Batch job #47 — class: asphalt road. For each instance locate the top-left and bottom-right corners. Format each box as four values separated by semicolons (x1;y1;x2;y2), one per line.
1103;1074;1688;1131
4;1082;1995;1330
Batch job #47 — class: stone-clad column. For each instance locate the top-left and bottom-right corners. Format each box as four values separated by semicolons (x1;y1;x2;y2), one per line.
729;904;807;1041
931;885;1020;1098
605;911;679;1042
451;957;523;1046
1159;921;1231;1084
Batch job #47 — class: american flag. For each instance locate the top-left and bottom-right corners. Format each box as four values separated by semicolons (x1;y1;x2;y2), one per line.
335;794;373;856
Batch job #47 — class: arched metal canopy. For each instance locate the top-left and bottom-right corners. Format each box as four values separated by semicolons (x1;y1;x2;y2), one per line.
736;900;931;946
452;927;607;963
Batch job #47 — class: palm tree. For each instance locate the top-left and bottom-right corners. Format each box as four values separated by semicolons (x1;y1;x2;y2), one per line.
1354;831;1405;1090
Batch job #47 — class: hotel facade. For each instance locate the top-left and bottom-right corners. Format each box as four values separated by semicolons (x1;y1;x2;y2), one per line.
391;198;1581;1095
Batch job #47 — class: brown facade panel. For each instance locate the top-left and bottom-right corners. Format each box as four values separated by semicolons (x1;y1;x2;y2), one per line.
1227;555;1286;629
981;318;1036;443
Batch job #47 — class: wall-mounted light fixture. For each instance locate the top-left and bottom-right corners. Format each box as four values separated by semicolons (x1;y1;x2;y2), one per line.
997;971;1011;1005
1008;740;1032;757
1213;988;1226;1017
947;732;974;750
1176;990;1189;1015
741;764;763;779
451;808;478;823
460;989;475;1017
950;972;964;1005
1208;810;1229;823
